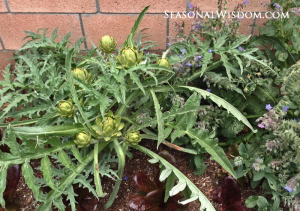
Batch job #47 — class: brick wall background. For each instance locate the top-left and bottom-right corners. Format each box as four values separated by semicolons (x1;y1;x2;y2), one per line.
0;0;269;78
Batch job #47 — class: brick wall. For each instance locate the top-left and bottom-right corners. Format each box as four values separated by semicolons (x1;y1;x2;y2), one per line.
0;0;269;78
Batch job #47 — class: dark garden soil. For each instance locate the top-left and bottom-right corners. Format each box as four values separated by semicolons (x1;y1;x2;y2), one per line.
13;140;263;211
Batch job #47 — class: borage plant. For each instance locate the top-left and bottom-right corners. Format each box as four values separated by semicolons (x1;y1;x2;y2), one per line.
0;6;256;211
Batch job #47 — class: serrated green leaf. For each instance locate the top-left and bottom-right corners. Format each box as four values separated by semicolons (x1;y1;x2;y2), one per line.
0;164;8;208
150;89;164;147
41;156;61;192
66;185;77;211
164;172;175;202
159;168;172;182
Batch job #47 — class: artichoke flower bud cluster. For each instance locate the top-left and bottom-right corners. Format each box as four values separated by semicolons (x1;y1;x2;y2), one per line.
116;46;143;69
72;68;92;84
74;131;92;148
94;110;124;142
57;99;75;118
156;58;171;69
99;35;117;53
125;130;142;145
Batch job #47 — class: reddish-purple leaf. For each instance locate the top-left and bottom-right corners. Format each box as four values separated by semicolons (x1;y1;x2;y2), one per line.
128;194;152;211
210;176;249;211
135;172;157;193
145;189;164;205
158;150;176;165
3;164;21;203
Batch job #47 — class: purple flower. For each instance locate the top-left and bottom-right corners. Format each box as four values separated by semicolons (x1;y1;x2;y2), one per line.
243;0;249;5
123;176;129;181
179;67;182;72
197;64;202;67
258;123;265;128
197;55;203;60
189;3;193;9
185;62;192;66
266;104;273;111
189;12;195;17
208;49;213;53
274;3;281;8
179;54;184;59
180;48;187;54
294;118;298;122
282;106;289;112
239;17;244;20
238;46;244;51
207;89;211;92
167;43;171;47
284;186;293;193
197;25;201;29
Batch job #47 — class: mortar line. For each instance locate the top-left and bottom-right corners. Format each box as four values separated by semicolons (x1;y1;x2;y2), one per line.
3;0;10;12
166;16;169;49
186;0;190;13
95;0;101;13
0;11;167;15
78;14;88;50
251;16;257;37
0;35;5;50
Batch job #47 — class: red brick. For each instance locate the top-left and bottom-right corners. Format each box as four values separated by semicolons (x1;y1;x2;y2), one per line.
239;16;255;35
253;17;268;36
0;51;15;81
7;0;97;13
82;14;167;50
0;1;7;12
0;14;83;50
190;0;268;12
99;0;186;13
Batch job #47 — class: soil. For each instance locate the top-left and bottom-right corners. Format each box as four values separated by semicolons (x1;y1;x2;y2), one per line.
13;140;263;211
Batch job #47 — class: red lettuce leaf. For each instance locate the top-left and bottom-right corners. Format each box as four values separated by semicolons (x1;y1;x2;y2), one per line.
210;176;249;211
135;172;157;193
3;164;21;204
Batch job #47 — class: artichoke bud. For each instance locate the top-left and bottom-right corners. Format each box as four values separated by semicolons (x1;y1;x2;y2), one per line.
72;68;92;84
116;47;143;69
125;130;142;145
57;99;75;118
95;110;124;142
157;58;171;69
74;131;92;148
99;35;117;53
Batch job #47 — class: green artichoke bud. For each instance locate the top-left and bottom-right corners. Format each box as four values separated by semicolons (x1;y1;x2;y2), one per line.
125;130;142;145
72;68;92;84
116;47;143;69
99;35;117;53
94;110;124;141
57;99;75;118
74;131;92;148
156;58;171;69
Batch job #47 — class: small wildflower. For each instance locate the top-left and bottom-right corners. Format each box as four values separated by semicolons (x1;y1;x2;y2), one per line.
197;24;201;29
179;54;184;59
189;12;195;17
266;104;273;111
207;89;211;92
284;186;293;193
243;0;249;5
258;123;265;128
208;49;213;53
185;62;192;66
234;157;243;167
274;3;281;8
198;64;202;67
239;17;244;20
197;55;203;60
167;43;171;47
189;3;193;9
180;48;187;54
123;176;129;181
282;106;289;112
238;46;244;51
294;118;298;122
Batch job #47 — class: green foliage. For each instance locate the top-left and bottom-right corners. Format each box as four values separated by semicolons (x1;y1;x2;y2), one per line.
0;5;257;211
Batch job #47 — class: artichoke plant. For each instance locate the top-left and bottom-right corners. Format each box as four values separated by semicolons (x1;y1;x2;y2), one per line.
99;35;117;53
125;130;142;145
156;58;171;69
94;110;124;141
116;46;143;69
72;68;92;84
57;99;75;118
74;131;92;148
